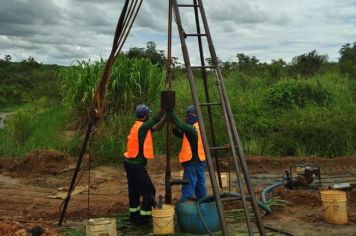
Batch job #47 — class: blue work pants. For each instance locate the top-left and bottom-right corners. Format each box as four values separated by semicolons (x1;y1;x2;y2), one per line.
181;161;207;201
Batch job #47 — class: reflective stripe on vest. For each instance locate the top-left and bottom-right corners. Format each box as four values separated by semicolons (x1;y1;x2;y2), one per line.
179;123;206;163
124;121;154;159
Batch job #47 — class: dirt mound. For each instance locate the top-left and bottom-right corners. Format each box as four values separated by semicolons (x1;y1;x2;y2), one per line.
0;159;19;172
9;150;75;177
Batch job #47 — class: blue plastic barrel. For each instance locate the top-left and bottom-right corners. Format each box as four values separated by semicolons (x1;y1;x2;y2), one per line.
176;198;220;234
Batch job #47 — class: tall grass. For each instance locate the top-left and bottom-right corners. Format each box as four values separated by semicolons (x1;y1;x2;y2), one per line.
60;56;164;124
0;104;71;157
5;109;34;144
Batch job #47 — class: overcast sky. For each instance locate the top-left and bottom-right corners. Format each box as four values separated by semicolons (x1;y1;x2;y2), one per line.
1;0;356;65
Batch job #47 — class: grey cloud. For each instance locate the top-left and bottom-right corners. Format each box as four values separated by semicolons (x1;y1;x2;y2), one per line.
135;0;167;32
0;0;61;26
0;0;356;65
73;0;118;3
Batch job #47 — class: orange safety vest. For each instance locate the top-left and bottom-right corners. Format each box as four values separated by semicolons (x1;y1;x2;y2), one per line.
179;122;206;163
124;121;154;159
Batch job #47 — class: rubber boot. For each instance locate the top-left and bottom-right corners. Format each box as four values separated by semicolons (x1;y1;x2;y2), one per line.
134;214;150;226
129;211;140;223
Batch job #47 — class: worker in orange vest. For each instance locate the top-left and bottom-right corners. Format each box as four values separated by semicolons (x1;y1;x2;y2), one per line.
124;104;166;225
168;105;207;202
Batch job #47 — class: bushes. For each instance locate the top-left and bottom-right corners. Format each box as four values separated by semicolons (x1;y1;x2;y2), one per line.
266;107;356;157
262;79;332;110
226;71;355;157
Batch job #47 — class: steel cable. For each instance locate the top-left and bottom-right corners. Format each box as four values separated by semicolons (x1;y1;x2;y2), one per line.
59;0;140;224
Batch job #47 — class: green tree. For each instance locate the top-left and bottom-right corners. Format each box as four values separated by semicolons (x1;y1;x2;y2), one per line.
236;53;259;73
127;41;166;68
127;47;145;59
205;57;223;67
4;55;12;62
339;42;356;78
220;61;238;71
268;58;286;81
291;50;328;77
24;56;40;65
145;41;166;67
0;55;12;66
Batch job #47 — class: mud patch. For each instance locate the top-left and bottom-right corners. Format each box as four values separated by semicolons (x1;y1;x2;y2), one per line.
1;155;356;235
9;150;75;177
275;187;322;208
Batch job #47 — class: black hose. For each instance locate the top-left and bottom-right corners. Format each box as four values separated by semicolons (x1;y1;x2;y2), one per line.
264;225;294;236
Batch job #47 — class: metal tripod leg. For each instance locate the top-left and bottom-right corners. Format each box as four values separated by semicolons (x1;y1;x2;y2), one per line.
172;1;229;235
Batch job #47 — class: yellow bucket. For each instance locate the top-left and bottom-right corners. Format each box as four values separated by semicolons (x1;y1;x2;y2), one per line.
152;204;175;235
320;190;348;224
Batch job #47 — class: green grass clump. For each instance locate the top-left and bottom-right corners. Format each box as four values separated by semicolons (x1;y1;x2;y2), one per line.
4;109;34;144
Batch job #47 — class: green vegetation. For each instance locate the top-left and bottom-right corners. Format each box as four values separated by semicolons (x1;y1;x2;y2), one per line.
0;55;61;109
0;42;355;161
60;56;164;120
339;42;356;78
0;102;72;157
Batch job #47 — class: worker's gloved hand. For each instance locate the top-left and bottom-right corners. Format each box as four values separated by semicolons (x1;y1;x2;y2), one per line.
158;109;166;117
166;110;175;122
166;108;174;114
152;111;167;131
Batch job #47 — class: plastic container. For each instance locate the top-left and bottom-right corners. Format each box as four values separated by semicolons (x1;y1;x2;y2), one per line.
320;190;348;224
152;204;175;235
176;198;220;234
216;173;228;188
86;218;117;236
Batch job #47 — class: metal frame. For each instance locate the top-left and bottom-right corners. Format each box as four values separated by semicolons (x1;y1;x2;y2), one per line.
172;0;266;235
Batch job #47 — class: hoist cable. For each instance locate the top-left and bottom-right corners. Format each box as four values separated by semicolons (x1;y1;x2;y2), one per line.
115;0;143;60
58;0;138;225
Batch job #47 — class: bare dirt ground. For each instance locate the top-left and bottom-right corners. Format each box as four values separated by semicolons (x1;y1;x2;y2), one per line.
1;151;356;235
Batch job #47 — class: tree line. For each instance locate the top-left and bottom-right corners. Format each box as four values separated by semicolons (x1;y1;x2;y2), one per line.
123;41;356;80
